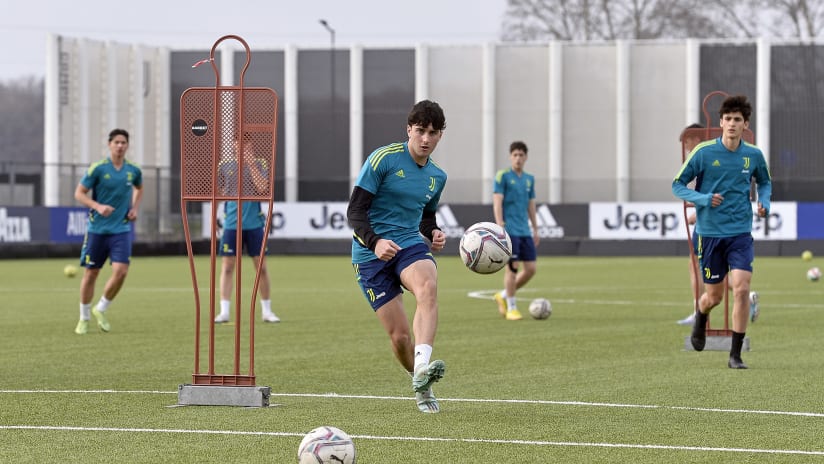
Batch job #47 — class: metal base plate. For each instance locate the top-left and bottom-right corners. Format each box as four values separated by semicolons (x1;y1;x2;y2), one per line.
683;335;750;352
177;384;271;407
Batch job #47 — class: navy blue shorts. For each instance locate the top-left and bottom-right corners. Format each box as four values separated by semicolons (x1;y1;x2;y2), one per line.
219;228;268;256
80;232;132;268
353;243;435;311
510;235;537;262
698;233;754;284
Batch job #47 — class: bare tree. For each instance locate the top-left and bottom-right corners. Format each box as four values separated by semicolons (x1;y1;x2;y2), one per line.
0;77;44;166
501;0;824;41
502;0;724;41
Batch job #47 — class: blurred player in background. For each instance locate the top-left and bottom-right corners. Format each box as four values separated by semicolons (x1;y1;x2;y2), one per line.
672;95;771;369
214;134;279;324
74;128;143;334
676;124;759;326
492;141;539;321
347;100;448;413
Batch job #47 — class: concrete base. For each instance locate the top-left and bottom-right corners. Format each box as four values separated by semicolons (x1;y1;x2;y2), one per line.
684;335;750;352
177;384;271;407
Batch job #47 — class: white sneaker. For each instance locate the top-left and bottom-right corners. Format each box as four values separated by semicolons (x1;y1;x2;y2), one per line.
262;311;280;323
749;291;760;323
415;388;440;413
214;313;230;323
677;312;696;325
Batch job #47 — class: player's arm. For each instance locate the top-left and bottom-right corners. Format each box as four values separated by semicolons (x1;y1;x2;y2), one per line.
754;156;772;217
492;193;504;227
527;198;539;245
74;181;114;217
128;183;143;221
672;159;711;207
347;186;381;251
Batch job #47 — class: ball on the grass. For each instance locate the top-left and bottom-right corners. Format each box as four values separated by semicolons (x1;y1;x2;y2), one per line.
298;426;356;464
528;298;552;320
807;267;821;282
802;250;813;261
63;265;78;278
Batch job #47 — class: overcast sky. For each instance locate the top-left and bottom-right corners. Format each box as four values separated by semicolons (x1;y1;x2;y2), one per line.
0;0;508;80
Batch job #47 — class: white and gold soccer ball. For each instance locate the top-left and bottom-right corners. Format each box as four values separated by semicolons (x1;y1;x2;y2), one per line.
63;264;78;278
459;222;512;274
528;298;552;320
807;267;821;282
298;426;356;464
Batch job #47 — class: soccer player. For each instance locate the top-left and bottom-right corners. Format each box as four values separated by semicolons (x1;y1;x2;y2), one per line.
347;100;448;413
672;95;771;369
214;134;279;324
492;141;539;321
676;124;760;326
73;128;143;334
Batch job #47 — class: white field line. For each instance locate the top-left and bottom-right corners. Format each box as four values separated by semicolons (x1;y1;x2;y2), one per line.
1;389;823;419
0;424;822;456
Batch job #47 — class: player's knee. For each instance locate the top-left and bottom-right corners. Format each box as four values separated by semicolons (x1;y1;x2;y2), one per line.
507;260;518;273
390;330;412;349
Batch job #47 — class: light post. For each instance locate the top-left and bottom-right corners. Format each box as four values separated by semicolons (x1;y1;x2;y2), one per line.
319;19;336;151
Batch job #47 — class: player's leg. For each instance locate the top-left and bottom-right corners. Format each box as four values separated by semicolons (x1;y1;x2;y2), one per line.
374;295;414;371
216;230;237;322
354;259;409;369
252;254;278;322
726;234;755;369
246;228;278;322
691;237;726;351
514;236;537;291
679;233;702;325
397;246;445;396
497;237;524;320
493;265;512;317
92;232;132;332
76;233;103;334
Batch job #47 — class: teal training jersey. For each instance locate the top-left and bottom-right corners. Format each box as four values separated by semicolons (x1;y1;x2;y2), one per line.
672;137;771;237
218;157;268;230
351;142;447;264
493;168;535;237
80;158;143;234
222;201;265;230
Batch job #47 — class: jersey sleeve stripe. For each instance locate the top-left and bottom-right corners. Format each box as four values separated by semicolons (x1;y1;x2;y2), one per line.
369;144;404;170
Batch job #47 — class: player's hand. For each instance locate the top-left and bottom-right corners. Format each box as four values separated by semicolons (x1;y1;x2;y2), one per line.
126;208;139;221
710;193;724;207
96;204;115;217
375;239;401;261
757;202;768;218
430;229;446;252
532;229;541;247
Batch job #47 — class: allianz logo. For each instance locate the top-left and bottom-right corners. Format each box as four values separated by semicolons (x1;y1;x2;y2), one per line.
0;207;32;243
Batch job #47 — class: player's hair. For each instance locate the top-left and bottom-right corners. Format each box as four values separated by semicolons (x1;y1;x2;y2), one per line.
679;123;704;142
509;141;528;154
408;100;446;131
108;128;130;142
719;95;752;121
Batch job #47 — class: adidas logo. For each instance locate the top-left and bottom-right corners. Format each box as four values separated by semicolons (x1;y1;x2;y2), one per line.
395;170;405;178
712;160;721;166
435;205;465;238
534;205;565;238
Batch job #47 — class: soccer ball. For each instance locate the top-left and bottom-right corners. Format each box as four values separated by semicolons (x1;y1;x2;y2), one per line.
529;298;552;320
807;267;822;282
459;222;512;274
63;265;78;278
297;426;356;464
802;250;813;261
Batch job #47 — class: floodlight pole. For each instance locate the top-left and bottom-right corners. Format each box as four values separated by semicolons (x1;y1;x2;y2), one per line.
319;19;336;153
